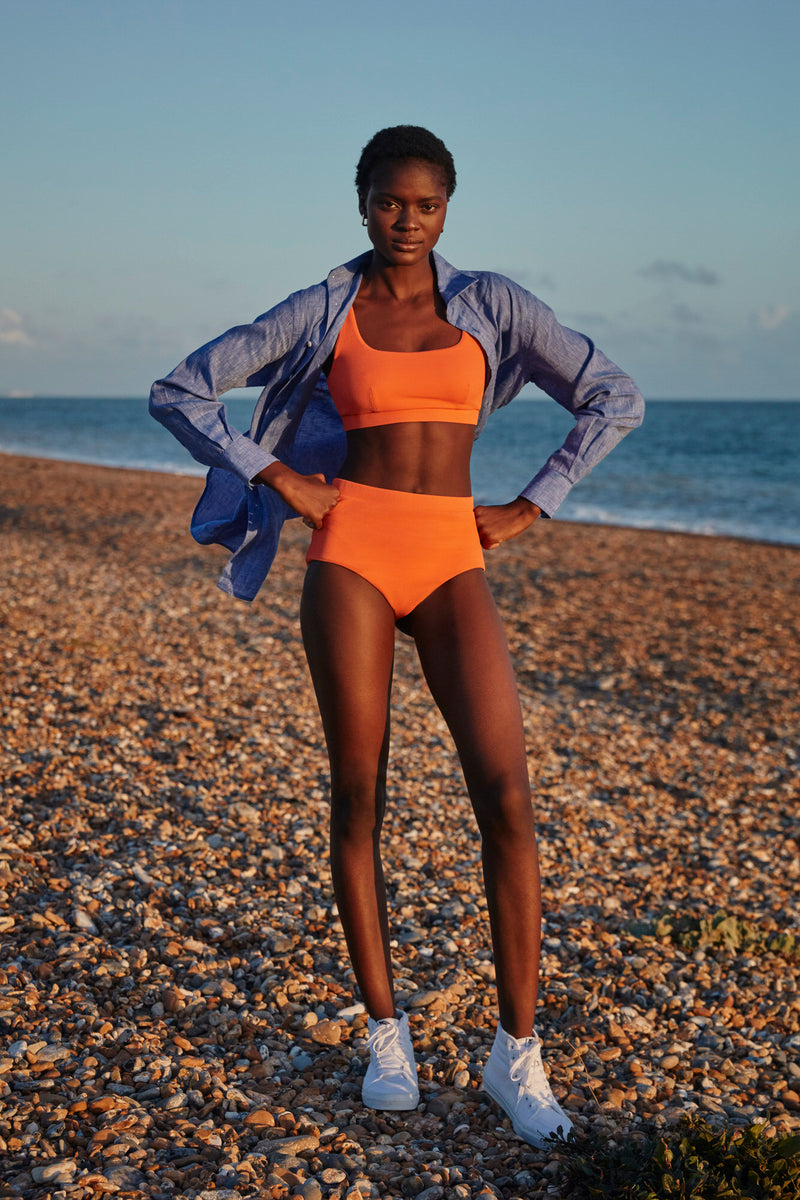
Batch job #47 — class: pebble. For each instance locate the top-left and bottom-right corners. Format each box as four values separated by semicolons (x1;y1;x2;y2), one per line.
340;1003;367;1021
308;1018;342;1045
321;1167;348;1184
2;456;798;1200
30;1160;77;1183
268;1134;321;1156
104;1164;146;1188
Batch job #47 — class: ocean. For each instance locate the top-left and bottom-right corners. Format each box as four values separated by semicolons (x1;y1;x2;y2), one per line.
1;396;798;546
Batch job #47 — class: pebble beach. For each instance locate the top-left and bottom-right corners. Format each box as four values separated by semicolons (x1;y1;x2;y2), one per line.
1;453;798;1200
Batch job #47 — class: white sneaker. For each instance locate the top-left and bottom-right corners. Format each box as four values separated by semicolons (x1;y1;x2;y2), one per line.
483;1024;572;1146
362;1013;419;1111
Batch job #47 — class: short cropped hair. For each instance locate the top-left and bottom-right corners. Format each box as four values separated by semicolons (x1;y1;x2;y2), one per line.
356;126;457;213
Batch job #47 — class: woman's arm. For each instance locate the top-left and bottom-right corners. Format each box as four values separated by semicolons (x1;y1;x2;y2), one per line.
486;277;645;520
148;291;303;484
254;463;340;528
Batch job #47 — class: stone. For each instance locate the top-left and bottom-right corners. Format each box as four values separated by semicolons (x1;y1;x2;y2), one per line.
407;989;448;1010
104;1164;146;1188
72;908;98;932
268;1134;321;1156
308;1020;341;1046
31;1160;78;1184
31;1043;74;1063
245;1108;276;1127
320;1167;348;1184
339;1004;366;1022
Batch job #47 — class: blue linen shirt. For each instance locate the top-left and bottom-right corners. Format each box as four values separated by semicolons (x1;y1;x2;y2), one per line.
149;251;644;601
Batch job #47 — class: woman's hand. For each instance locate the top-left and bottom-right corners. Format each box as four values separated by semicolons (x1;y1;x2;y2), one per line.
473;496;541;550
255;463;340;529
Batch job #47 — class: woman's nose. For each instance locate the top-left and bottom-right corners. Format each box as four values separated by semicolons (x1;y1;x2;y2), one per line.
394;208;419;229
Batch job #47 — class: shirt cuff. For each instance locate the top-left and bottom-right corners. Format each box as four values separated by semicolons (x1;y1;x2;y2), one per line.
224;434;279;486
519;467;574;517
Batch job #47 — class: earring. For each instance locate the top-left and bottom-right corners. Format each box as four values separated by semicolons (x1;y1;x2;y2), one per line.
361;216;367;227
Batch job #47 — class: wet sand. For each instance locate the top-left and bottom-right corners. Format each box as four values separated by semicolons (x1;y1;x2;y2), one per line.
1;454;798;1198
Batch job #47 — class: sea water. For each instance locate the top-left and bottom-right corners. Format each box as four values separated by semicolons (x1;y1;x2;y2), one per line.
1;395;797;546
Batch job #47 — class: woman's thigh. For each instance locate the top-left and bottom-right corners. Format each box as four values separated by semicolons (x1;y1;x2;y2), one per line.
300;561;397;787
403;569;531;808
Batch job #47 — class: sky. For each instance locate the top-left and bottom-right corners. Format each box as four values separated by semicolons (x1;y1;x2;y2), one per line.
1;0;797;399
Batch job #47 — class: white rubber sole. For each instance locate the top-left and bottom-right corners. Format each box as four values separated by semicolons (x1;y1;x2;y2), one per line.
362;1088;420;1112
483;1074;569;1147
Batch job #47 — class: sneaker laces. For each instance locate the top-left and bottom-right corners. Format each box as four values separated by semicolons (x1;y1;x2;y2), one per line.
510;1040;562;1111
368;1020;414;1078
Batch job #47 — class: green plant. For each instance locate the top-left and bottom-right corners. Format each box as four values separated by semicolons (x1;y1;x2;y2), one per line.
561;1115;800;1199
624;909;798;959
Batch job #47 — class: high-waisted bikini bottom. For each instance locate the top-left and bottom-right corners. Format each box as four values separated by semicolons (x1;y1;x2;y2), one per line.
306;478;485;619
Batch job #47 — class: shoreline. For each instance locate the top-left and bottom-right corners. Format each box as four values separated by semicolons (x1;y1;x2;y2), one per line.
1;455;798;1198
3;449;798;552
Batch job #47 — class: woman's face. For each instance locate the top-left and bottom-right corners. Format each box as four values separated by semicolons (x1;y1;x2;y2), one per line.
362;158;449;269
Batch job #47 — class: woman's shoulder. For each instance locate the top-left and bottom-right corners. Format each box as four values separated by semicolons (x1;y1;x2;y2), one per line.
435;255;551;333
253;253;370;326
434;253;544;308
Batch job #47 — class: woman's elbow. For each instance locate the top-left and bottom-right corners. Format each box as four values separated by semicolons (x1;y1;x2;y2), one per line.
148;379;176;423
604;373;644;429
626;382;645;429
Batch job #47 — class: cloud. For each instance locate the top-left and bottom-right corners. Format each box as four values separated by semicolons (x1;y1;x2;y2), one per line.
0;309;34;346
639;260;720;286
756;304;790;331
671;303;703;325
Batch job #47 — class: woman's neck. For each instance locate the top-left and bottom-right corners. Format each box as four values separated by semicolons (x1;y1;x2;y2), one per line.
361;252;437;304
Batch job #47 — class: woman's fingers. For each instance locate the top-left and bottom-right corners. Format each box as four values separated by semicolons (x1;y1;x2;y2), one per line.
474;498;540;549
298;475;340;528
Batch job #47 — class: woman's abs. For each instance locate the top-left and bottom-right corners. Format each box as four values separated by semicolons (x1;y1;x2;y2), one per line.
338;422;476;496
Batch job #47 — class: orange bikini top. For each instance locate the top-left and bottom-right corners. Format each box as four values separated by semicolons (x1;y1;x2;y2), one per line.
326;306;485;431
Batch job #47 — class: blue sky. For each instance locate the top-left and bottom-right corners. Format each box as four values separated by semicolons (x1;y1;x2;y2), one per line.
2;0;797;398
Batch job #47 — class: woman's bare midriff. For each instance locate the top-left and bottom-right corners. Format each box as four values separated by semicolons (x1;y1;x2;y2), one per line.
339;422;476;496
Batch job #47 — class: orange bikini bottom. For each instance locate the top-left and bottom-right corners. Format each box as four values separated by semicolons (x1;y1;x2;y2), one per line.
306;478;485;619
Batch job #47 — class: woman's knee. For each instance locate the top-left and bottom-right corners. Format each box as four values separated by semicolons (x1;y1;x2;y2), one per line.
330;778;386;843
470;776;536;845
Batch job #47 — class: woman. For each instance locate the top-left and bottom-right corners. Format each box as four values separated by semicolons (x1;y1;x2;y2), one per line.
150;125;643;1147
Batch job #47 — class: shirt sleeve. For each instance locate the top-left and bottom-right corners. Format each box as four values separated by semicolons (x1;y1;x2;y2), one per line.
148;291;300;484
507;282;645;516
